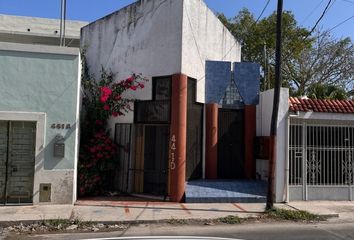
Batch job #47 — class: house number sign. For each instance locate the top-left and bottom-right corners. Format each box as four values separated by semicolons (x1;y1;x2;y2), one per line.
51;123;71;130
170;134;177;170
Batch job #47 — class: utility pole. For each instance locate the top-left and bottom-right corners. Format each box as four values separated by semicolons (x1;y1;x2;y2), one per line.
263;41;268;90
59;0;67;46
267;0;283;209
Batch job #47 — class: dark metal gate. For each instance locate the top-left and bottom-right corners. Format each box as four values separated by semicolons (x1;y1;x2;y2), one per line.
186;79;203;180
114;124;131;192
143;125;169;195
0;121;36;204
129;125;169;197
289;118;354;201
218;109;245;179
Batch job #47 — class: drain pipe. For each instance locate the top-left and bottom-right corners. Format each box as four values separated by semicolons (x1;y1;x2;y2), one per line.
59;0;67;46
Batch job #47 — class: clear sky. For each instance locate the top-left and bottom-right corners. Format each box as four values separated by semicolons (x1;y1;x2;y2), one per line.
0;0;353;39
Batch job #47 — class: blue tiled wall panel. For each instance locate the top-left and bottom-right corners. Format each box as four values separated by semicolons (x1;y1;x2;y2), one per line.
205;60;231;104
234;62;260;105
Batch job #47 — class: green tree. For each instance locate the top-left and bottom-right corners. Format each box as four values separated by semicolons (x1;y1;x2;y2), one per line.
307;83;348;100
219;9;312;91
284;31;354;96
219;9;354;98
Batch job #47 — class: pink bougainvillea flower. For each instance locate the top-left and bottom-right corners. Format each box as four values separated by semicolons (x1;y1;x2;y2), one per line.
100;86;112;95
97;153;104;158
100;87;113;103
112;112;119;117
103;105;110;111
96;146;102;151
139;83;145;89
126;76;134;83
114;95;122;100
100;95;109;103
130;85;137;91
90;147;96;153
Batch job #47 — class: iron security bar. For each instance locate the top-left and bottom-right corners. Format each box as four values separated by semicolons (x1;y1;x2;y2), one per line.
289;119;354;186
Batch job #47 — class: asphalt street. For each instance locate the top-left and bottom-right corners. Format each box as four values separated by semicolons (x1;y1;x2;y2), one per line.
3;221;354;240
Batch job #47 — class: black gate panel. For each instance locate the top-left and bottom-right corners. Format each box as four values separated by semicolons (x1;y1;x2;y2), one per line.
0;121;8;204
218;109;245;179
186;79;203;180
113;124;131;192
143;125;169;195
0;121;36;204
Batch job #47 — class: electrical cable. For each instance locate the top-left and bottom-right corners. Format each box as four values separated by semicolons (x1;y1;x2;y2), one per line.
301;0;325;24
305;0;333;40
256;0;271;23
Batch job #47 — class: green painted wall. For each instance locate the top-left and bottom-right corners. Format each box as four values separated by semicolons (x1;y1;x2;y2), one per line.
0;50;80;170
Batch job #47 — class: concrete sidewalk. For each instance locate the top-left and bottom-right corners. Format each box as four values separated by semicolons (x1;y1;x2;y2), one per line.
0;201;264;223
0;201;353;224
285;201;354;222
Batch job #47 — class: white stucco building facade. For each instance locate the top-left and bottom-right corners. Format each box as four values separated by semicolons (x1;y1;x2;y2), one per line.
81;0;244;202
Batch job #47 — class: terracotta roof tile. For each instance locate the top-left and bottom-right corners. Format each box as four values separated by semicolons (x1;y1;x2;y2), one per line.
289;97;354;114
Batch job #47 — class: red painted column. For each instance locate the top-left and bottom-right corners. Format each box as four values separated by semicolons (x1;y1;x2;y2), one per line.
205;103;218;179
244;105;257;179
169;73;187;202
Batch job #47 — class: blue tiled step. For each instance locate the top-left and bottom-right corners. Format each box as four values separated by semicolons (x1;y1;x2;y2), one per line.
185;180;267;203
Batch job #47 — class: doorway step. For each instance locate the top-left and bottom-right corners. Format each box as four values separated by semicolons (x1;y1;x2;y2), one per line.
185;180;267;203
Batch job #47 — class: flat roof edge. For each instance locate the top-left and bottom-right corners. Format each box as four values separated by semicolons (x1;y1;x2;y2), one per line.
0;42;79;56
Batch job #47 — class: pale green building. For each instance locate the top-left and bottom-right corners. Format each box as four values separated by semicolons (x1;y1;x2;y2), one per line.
0;15;86;205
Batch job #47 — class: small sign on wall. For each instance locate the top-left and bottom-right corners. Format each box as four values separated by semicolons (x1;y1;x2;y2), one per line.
51;123;71;130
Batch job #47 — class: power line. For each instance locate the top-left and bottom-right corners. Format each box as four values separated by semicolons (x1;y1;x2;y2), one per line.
301;0;325;24
328;14;354;31
283;0;334;58
210;0;272;78
342;0;354;4
306;0;333;39
256;0;271;23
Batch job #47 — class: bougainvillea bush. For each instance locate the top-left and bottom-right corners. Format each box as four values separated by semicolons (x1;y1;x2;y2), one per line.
79;54;146;197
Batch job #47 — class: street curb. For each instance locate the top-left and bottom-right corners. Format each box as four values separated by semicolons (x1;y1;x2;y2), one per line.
318;214;339;219
0;218;217;228
0;212;339;227
283;204;339;219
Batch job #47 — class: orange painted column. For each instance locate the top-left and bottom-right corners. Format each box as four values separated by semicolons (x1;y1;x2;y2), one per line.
244;105;257;179
169;73;187;202
205;103;218;179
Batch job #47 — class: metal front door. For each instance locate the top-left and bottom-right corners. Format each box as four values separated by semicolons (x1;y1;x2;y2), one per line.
114;123;132;192
289;118;354;201
0;121;36;204
218;109;245;179
143;125;169;196
0;122;8;204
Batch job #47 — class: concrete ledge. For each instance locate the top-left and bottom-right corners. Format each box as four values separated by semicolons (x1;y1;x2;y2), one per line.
0;41;79;56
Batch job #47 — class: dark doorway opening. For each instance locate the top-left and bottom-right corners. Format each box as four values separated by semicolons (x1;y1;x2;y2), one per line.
186;78;203;180
217;109;245;179
0;121;36;205
143;125;169;195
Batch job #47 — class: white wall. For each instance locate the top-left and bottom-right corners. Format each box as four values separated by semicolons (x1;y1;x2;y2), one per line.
294;111;354;121
181;0;241;103
81;0;184;130
256;88;289;202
